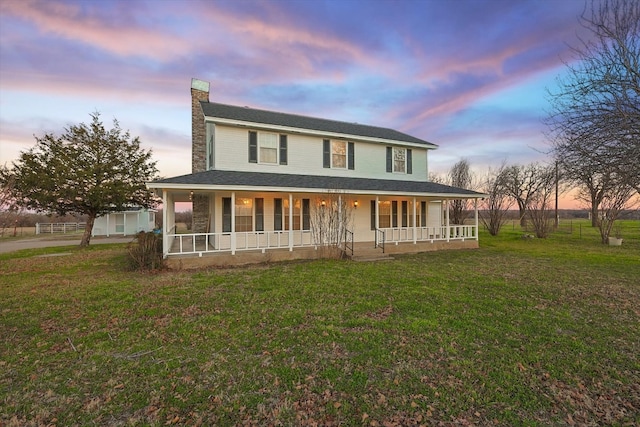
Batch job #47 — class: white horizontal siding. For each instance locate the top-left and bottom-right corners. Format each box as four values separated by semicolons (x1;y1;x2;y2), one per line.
204;191;445;243
213;124;430;182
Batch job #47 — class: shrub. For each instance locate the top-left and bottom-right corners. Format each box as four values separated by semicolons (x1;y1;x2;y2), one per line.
126;231;164;271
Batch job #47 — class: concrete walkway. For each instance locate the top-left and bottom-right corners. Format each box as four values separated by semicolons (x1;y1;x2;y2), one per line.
0;236;135;254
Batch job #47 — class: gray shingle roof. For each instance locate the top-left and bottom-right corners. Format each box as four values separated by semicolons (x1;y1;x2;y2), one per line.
152;170;483;197
201;102;437;147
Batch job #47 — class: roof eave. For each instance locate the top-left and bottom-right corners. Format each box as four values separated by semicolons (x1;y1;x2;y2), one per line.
147;181;485;199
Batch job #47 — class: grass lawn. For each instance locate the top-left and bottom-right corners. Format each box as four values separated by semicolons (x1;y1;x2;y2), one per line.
1;222;639;426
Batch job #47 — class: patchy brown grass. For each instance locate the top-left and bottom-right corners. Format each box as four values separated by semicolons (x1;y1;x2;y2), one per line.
1;228;639;426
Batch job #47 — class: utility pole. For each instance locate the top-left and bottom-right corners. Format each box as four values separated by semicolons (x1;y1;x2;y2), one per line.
554;161;559;228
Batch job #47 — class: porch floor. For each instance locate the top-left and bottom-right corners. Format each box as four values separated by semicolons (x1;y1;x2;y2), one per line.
165;237;478;269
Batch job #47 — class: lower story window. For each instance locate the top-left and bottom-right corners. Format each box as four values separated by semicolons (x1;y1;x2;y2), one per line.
224;197;307;233
222;197;263;232
284;199;301;230
374;200;425;228
235;198;253;232
378;201;391;228
282;198;311;230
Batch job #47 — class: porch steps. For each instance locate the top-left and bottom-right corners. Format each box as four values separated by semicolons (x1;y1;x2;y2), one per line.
348;244;394;262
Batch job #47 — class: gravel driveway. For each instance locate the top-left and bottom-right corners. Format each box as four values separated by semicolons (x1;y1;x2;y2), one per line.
0;236;135;254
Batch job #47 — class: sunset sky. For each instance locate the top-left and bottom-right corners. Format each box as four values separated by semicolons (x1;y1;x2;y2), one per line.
1;0;595;208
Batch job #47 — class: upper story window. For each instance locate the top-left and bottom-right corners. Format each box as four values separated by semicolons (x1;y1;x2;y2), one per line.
394;148;406;172
206;123;215;170
249;131;287;165
386;147;412;174
332;141;347;168
323;139;355;170
259;133;278;164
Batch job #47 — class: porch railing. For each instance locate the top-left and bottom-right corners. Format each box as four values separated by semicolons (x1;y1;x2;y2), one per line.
344;229;354;257
382;225;477;244
375;228;386;253
166;230;314;256
165;224;477;257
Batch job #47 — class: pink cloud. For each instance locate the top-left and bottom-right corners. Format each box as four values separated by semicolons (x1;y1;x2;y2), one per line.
0;0;192;62
190;2;389;83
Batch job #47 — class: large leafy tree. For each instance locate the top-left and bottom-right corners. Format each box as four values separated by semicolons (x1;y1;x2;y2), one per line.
2;112;159;247
546;0;639;233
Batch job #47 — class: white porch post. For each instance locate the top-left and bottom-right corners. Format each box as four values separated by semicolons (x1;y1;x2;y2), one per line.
288;193;293;251
338;195;343;245
413;197;417;244
162;190;169;257
231;192;236;255
445;199;450;242
375;196;380;248
474;198;479;240
106;213;110;237
123;212;127;236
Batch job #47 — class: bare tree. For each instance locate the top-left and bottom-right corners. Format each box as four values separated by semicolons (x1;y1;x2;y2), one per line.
309;191;353;257
447;159;474;224
428;172;446;184
547;0;640;218
502;163;551;227
595;181;638;243
525;164;557;238
572;168;616;227
478;163;513;236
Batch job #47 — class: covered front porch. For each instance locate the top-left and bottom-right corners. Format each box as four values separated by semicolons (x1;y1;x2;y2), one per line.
158;187;480;268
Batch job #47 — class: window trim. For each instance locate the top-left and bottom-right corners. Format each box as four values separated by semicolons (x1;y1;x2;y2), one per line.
249;131;288;165
331;140;347;169
393;147;406;174
206;122;215;170
258;132;278;164
324;139;355;170
387;147;412;174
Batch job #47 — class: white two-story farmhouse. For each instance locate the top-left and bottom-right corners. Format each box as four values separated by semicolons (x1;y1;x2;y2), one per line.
147;79;485;268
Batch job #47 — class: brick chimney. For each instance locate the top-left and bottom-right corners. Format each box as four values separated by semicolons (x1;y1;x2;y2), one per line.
191;78;209;173
190;78;210;234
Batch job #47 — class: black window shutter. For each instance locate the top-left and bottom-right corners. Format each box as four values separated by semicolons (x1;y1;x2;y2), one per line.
386;147;392;172
255;198;264;231
402;201;408;227
348;142;355;170
421;201;427;227
274;198;282;231
302;199;310;230
392;201;398;227
407;149;412;174
370;200;376;230
323;139;330;168
222;197;232;232
279;135;287;165
248;131;257;163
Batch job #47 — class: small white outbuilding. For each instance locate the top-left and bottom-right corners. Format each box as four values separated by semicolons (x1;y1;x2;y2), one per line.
92;207;157;237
